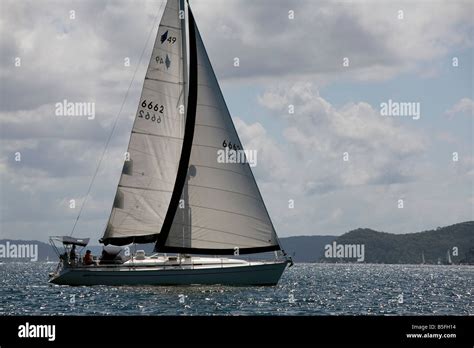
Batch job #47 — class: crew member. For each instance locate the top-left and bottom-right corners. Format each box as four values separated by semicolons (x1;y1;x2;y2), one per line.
83;250;94;265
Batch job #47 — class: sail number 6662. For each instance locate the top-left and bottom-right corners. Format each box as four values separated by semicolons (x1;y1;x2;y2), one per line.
139;100;164;124
222;140;240;151
141;100;164;113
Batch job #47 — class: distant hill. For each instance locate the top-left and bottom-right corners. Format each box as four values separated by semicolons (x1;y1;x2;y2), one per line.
279;235;336;262
327;221;474;264
0;239;105;262
0;240;154;262
1;221;473;264
0;239;55;261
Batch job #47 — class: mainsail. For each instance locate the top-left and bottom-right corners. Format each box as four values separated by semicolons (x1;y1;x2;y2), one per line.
101;0;186;245
102;0;281;255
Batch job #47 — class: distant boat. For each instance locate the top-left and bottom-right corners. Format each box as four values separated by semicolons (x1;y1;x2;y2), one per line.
446;250;453;265
48;0;291;286
437;258;441;265
421;251;425;265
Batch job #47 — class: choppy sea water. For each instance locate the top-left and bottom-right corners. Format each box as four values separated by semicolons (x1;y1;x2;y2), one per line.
0;262;472;315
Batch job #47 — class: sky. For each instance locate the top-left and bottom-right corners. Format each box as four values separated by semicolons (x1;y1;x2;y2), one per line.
0;0;473;243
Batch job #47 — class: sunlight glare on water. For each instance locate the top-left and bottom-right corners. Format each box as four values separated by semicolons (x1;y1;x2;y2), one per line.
0;263;472;315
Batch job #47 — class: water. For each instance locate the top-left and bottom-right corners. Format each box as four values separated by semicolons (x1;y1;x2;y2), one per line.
1;263;472;315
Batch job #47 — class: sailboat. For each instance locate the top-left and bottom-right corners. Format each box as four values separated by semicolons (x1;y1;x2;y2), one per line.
421;251;425;265
48;0;291;286
446;250;452;265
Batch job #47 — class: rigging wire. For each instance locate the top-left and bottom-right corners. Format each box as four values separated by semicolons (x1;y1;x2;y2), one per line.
69;2;165;236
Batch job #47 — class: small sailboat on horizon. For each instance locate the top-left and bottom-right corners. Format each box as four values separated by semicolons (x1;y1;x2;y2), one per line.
48;0;291;286
45;256;56;264
446;249;453;265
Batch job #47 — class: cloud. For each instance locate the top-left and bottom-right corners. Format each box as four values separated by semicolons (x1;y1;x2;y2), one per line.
192;0;473;82
0;0;161;113
235;118;291;185
258;82;426;188
231;82;472;236
445;97;474;118
0;0;471;242
0;0;160;241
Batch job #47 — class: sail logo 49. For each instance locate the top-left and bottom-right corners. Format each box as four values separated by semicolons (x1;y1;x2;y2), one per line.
55;99;95;120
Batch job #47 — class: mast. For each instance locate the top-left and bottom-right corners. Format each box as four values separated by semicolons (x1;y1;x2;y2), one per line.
180;0;188;116
179;0;190;250
154;4;198;251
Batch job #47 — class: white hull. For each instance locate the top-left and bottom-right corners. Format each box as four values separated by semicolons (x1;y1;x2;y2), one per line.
49;257;288;286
